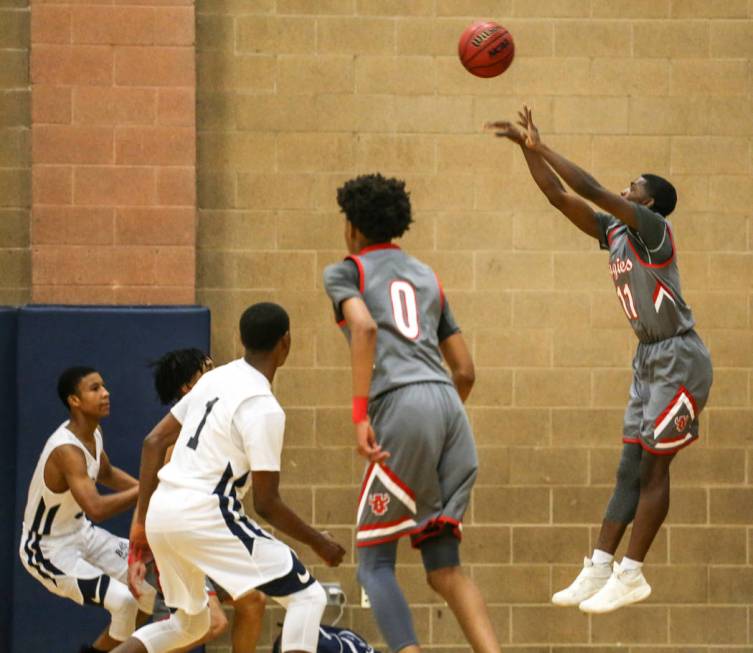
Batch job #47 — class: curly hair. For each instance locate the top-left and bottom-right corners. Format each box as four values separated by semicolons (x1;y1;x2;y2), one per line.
336;173;413;242
150;348;210;405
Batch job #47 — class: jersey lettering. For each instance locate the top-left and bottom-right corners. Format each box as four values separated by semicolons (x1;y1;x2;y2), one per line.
187;397;219;450
616;283;638;320
389;280;420;340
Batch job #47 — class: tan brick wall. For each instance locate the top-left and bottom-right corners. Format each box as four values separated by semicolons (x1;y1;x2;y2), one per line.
0;1;30;305
30;0;197;304
196;2;753;650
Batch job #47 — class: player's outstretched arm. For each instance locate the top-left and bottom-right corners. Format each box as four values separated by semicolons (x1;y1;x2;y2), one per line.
517;105;640;230
439;333;475;402
342;296;389;464
252;470;346;567
97;449;138;491
52;444;139;522
486;118;599;239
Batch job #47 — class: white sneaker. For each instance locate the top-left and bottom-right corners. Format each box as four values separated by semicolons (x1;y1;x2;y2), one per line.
578;562;652;614
551;557;612;606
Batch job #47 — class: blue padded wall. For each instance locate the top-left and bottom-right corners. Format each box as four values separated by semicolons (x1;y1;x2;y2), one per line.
13;305;210;653
1;307;18;653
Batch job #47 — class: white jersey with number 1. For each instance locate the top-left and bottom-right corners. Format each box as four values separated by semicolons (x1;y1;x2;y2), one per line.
156;357;284;512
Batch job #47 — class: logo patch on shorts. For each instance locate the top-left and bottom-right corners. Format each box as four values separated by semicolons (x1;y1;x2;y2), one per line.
368;493;390;516
674;414;689;433
115;540;128;560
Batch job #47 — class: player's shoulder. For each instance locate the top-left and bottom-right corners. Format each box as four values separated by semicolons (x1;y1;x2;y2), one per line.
323;257;358;284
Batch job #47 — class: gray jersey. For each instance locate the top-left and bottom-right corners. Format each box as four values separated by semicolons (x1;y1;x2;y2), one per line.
323;244;459;399
595;205;695;344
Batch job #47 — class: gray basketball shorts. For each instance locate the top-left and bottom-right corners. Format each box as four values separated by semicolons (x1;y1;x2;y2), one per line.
356;381;478;548
623;329;713;455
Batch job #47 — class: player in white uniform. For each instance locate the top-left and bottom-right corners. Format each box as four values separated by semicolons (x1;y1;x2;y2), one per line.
114;303;345;653
19;366;156;653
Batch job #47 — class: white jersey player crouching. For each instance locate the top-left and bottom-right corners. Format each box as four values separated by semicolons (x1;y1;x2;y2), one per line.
116;303;346;653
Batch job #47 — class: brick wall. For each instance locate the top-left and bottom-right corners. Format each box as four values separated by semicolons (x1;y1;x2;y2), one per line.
0;1;30;305
30;0;197;304
196;2;753;651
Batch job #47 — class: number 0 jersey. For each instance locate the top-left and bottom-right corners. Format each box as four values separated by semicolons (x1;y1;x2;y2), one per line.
595;205;695;344
323;243;460;400
157;359;284;505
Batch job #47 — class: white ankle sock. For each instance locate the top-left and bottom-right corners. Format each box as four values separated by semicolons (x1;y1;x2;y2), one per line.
591;549;614;565
620;556;643;571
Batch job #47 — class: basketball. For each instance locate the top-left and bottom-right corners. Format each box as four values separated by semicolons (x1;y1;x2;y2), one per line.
458;20;515;78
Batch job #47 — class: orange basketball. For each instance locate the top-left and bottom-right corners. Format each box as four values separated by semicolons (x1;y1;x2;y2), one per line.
458;20;515;78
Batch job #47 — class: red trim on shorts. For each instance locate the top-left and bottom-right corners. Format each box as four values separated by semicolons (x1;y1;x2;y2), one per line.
639;434;697;456
379;463;417;501
357;463;376;506
654;385;697;431
345;255;365;293
357;516;415;532
359;243;401;255
626;224;675;269
356;532;406;547
410;516;463;548
207;590;217;596
622;436;641;444
336;318;346;327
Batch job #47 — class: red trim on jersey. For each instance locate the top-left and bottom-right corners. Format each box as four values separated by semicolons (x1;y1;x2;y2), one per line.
434;272;446;311
639;435;697;456
607;224;622;246
625;223;675;269
345;255;365;293
379;463;417;500
358;517;415;532
654;385;698;431
359;243;401;255
336;318;346;327
652;280;674;303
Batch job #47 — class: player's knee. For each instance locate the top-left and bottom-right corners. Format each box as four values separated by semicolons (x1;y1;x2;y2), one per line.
426;565;461;594
102;577;141;641
235;590;267;617
639;452;672;489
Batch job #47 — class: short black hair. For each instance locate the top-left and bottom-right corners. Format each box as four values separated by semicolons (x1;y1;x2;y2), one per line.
150;348;209;405
641;173;677;217
57;366;98;410
240;302;290;352
336;173;413;243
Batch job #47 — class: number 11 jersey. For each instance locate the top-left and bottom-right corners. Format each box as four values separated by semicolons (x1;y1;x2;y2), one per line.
596;205;695;344
323;243;460;400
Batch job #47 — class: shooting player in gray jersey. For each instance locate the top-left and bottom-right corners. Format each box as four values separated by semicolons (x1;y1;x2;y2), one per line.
488;107;712;614
323;174;502;653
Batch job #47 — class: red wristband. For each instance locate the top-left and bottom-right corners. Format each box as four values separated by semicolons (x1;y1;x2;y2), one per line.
352;396;368;423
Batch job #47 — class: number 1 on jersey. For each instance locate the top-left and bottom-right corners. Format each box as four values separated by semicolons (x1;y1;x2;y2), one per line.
390;280;419;340
616;283;638;320
187;397;219;450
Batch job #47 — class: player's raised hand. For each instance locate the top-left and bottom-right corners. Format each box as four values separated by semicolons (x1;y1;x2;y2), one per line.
355;420;390;463
484;120;525;145
517;104;542;150
313;530;346;567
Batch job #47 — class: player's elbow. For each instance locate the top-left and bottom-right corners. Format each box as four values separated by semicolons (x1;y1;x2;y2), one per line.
84;500;106;523
351;318;377;340
547;190;568;210
453;363;475;395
